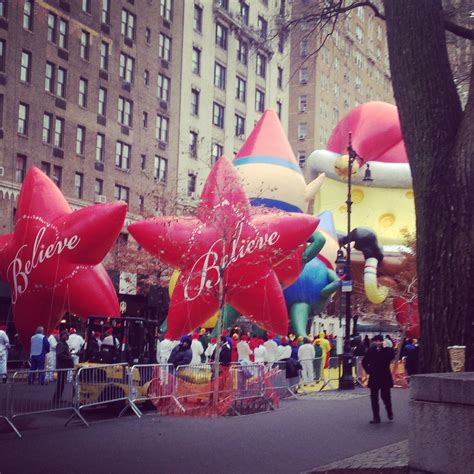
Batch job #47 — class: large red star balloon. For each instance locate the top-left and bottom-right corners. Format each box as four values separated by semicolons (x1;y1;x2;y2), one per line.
0;167;127;348
129;157;319;339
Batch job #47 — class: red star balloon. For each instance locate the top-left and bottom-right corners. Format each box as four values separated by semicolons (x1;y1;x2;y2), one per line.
129;157;319;339
0;167;127;348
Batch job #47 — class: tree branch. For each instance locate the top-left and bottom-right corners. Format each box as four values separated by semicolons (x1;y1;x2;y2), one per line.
444;19;474;40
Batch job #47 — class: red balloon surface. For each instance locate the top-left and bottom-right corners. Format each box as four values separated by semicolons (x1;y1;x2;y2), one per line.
0;167;127;348
129;157;319;339
393;297;420;339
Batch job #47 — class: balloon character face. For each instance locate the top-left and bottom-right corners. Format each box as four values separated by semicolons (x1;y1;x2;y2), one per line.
129;157;319;339
0;167;127;347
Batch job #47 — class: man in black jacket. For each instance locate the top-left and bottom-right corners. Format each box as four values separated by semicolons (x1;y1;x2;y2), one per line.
53;330;74;402
362;335;395;424
168;336;192;371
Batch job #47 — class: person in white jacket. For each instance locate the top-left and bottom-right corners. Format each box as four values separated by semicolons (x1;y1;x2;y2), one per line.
0;326;10;383
190;333;204;364
46;330;59;382
254;340;268;364
237;335;252;362
264;335;278;367
204;337;217;363
298;338;316;384
277;337;292;361
159;338;176;364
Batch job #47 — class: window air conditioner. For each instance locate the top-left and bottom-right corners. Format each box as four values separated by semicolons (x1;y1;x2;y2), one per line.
95;195;107;203
0;166;4;177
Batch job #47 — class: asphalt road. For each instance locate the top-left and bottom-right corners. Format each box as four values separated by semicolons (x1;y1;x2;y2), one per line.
0;388;410;474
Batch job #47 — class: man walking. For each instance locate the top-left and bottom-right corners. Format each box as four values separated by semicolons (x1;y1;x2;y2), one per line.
29;327;50;385
362;334;395;423
53;330;74;402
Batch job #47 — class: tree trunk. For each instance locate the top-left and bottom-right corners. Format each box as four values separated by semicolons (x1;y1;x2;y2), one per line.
384;0;473;372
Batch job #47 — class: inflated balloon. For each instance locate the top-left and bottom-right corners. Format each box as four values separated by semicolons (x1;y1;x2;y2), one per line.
393;297;420;339
0;167;127;348
129;157;319;339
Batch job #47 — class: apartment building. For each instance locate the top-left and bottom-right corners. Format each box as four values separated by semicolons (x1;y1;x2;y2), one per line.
0;0;183;236
288;0;394;169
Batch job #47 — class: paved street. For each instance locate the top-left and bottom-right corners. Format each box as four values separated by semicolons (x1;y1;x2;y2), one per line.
0;388;410;474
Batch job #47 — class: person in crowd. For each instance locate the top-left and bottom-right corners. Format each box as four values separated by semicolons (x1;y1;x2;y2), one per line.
237;334;252;362
403;339;419;376
362;334;395;424
264;333;278;367
230;333;239;363
29;326;50;385
254;339;268;364
84;331;101;362
353;336;367;357
67;328;85;367
204;337;217;363
102;328;120;348
168;335;192;370
46;329;59;382
191;332;204;364
0;325;10;383
298;337;315;385
159;337;176;364
363;335;371;351
212;335;232;366
198;328;209;361
313;338;323;382
53;330;74;402
384;334;394;348
290;340;299;360
277;337;292;361
281;356;302;392
318;332;332;369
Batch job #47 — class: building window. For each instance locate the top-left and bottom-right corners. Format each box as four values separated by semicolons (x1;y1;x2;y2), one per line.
119;53;135;83
0;0;7;18
114;184;129;203
212;102;224;129
159;33;172;61
42;112;53;143
277;66;283;89
23;0;34;30
191;88;199;116
74;173;84;199
255;89;265;113
257;16;267;39
82;0;91;13
142;111;148;128
215;23;228;50
100;42;109;70
193;4;202;32
298;151;306;169
235;114;245;137
53;117;64;147
0;39;5;72
115;141;131;169
276;100;282;119
0;94;3;129
139;195;144;212
300;39;308;57
16;155;27;183
187;174;196;196
96;133;105;162
140;154;146;170
356;25;364;45
98;87;107;116
189;131;198;158
155;114;169;142
237;40;248;65
118;96;133;127
299;67;308;84
256;54;266;78
154;156;168;183
299;95;308;112
76;125;86;156
121;9;136;41
18;103;29;135
278;34;285;53
298;123;307;139
45;62;55;92
20;50;32;83
78;78;88;108
236;76;246;102
145;28;151;44
101;0;110;24
47;13;57;43
211;142;223;164
214;62;226;90
160;0;173;21
95;179;103;198
240;2;249;25
192;47;201;74
52;165;62;188
80;31;90;60
157;74;170;101
41;161;51;176
56;67;66;98
59;19;68;49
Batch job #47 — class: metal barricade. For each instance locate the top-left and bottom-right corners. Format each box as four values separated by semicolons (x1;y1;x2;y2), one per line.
129;364;184;414
74;363;141;419
175;363;216;405
356;356;368;387
0;378;21;438
319;356;342;391
7;368;87;438
266;361;299;399
230;363;265;400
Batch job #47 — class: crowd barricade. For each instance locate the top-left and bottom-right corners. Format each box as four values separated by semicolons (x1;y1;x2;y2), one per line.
0;379;21;438
7;368;87;438
129;364;185;414
174;363;218;406
318;356;342;391
74;363;141;419
391;359;409;388
355;356;368;387
266;361;299;398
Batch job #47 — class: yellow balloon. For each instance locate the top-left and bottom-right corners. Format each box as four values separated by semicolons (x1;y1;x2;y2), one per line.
168;270;218;328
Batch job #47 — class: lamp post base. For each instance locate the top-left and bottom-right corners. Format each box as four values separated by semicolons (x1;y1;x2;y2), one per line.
339;352;355;390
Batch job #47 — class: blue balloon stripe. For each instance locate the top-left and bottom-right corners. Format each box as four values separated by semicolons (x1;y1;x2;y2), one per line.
234;155;302;174
249;197;302;213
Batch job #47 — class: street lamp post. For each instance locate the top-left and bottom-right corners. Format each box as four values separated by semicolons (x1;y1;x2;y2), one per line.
339;133;372;391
